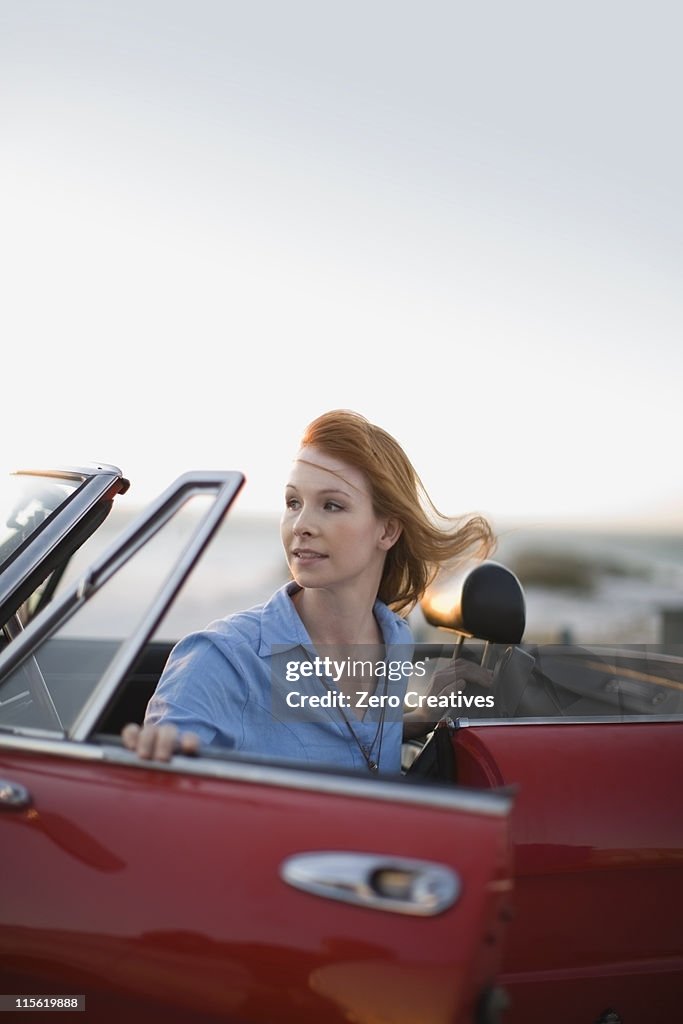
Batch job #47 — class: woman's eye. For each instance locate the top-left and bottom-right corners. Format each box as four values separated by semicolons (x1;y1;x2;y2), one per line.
285;498;300;510
324;501;343;511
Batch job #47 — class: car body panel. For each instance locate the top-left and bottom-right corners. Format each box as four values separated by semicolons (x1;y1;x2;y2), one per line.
454;719;683;1022
0;738;513;1023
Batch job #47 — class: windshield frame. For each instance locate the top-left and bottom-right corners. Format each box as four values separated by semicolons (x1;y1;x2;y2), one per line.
0;465;129;631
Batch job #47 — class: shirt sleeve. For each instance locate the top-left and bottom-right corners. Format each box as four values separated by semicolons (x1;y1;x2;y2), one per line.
144;631;249;748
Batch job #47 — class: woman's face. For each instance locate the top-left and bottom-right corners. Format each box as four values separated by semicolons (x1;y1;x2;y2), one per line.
281;446;397;598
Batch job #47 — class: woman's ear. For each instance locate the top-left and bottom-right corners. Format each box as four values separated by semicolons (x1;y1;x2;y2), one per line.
378;518;402;551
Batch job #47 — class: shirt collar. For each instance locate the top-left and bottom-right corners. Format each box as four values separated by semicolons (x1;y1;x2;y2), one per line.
258;581;408;657
259;581;310;656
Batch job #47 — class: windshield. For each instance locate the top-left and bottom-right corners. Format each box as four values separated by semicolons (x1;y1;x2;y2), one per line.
0;474;82;573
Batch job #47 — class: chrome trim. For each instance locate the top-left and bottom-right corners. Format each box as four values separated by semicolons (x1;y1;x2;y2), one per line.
4;614;23;642
280;852;460;916
0;778;32;808
454;714;683;727
13;464;125;479
70;472;244;741
0;690;30;710
0;734;513;817
0;733;87;753
0;472;243;683
0;469;126;626
563;644;683;663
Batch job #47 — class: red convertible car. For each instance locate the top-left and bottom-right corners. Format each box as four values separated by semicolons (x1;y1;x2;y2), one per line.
0;464;681;1023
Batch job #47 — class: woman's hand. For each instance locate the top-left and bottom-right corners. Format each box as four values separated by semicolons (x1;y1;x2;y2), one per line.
428;656;493;698
403;657;494;741
121;722;200;762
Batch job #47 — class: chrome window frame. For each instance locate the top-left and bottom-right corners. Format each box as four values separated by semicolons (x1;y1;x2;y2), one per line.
0;471;244;741
0;464;128;626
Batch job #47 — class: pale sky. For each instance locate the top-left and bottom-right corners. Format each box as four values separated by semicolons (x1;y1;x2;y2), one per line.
2;1;682;529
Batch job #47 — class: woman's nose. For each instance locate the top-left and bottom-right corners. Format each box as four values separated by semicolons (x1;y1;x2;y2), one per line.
293;508;316;536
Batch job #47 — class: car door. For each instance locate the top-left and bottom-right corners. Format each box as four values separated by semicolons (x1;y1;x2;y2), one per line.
451;643;683;1024
0;470;514;1024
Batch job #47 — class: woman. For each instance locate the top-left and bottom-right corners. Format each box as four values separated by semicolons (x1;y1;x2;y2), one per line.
122;410;494;772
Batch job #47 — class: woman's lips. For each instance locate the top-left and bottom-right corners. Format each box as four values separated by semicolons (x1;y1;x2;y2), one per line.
293;550;327;561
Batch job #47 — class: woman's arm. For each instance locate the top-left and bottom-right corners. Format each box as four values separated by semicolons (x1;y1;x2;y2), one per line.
121;630;247;761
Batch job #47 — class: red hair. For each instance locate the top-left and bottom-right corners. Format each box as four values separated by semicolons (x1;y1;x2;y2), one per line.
300;410;495;614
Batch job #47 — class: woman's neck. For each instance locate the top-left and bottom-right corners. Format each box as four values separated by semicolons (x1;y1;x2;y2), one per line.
292;585;383;646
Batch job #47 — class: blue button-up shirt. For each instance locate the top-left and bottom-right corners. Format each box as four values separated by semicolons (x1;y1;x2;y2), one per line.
146;581;413;775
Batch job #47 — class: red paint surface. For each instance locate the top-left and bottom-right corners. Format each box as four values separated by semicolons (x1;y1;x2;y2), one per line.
0;750;512;1023
456;721;683;1022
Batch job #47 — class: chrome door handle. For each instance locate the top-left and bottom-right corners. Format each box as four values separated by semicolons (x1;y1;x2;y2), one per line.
0;779;32;810
280;852;460;916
